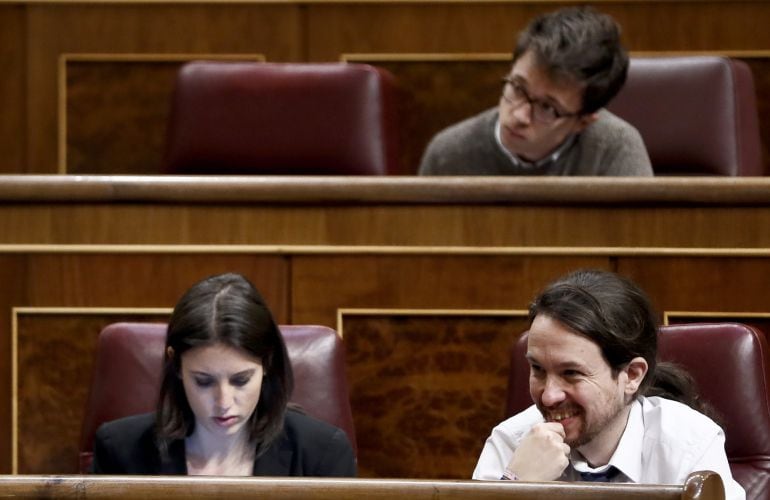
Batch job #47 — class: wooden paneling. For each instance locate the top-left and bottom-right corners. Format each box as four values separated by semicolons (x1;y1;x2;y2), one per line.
292;255;609;326
25;3;302;173
63;55;265;175
307;3;528;60
746;58;770;171
617;257;770;314
4;203;770;248
65;59;181;175
20;254;289;317
0;6;25;173
0;256;26;476
15;311;170;474
342;312;528;478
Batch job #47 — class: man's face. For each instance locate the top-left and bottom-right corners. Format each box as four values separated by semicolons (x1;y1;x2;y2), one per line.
499;50;596;162
526;314;633;451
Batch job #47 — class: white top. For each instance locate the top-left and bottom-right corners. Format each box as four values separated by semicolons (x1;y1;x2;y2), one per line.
473;396;745;500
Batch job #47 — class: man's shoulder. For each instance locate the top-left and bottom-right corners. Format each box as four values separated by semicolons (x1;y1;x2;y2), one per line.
566;109;652;176
583;109;643;143
433;108;498;141
418;108;504;175
640;396;723;441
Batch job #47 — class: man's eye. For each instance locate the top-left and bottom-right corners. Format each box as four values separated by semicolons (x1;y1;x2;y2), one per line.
536;102;557;116
511;82;527;96
563;370;581;378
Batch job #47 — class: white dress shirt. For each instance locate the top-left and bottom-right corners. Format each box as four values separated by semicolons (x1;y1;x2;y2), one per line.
473;396;745;500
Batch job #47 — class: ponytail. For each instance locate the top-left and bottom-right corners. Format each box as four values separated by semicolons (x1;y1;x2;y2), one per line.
644;362;722;425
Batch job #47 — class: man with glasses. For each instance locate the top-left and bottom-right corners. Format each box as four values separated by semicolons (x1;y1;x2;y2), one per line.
418;7;653;176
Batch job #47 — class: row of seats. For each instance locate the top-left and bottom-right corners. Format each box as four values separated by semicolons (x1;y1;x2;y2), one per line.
79;321;770;499
164;57;763;176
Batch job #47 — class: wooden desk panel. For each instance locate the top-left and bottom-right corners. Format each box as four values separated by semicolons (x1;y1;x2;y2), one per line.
2;176;770;477
0;473;725;500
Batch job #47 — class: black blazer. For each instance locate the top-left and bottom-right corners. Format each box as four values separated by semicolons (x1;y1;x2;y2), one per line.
92;409;356;476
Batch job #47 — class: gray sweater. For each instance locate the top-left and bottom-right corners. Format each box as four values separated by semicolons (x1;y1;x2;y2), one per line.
418;108;653;176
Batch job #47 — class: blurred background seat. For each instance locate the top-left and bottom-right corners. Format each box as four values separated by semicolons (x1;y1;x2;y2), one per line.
506;322;770;500
78;322;356;473
163;62;400;175
607;56;763;176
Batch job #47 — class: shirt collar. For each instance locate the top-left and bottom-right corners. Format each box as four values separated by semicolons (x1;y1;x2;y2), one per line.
493;117;577;170
568;399;644;483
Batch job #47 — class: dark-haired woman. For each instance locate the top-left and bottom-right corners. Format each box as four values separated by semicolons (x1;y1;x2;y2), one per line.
92;273;356;476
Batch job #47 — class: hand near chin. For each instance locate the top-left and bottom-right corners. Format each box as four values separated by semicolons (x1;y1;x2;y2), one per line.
505;422;570;481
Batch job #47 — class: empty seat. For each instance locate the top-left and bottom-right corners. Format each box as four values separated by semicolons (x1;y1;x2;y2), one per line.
164;62;399;175
607;56;763;176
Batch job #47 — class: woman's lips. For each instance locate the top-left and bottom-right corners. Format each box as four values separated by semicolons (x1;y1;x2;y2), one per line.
213;416;239;427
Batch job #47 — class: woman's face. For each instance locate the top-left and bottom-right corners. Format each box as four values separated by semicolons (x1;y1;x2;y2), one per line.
180;342;264;439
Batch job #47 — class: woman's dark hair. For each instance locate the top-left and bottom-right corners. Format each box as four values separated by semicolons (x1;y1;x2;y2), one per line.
513;6;629;114
528;269;714;417
156;272;293;457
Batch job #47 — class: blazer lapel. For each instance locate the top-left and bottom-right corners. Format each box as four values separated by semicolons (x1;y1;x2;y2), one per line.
159;439;188;475
252;433;293;476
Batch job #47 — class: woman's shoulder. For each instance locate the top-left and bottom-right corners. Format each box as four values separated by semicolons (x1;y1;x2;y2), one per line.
95;412;158;455
283;408;346;440
277;408;357;476
97;412;156;439
93;412;165;474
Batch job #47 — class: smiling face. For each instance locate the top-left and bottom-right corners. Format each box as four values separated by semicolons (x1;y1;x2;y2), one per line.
526;314;640;453
499;50;597;162
180;342;264;440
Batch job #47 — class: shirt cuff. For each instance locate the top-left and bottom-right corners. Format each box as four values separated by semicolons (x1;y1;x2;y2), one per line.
501;468;519;480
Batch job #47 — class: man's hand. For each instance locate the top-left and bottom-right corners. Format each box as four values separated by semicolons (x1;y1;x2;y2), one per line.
505;422;570;481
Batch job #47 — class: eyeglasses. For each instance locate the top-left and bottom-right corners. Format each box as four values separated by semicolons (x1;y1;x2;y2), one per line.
501;77;581;124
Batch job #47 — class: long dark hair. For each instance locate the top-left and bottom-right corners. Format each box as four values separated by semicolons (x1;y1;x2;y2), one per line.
156;273;293;457
529;269;712;416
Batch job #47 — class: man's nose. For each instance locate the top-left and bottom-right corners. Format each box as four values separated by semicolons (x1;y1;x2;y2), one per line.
510;99;533;126
540;376;566;406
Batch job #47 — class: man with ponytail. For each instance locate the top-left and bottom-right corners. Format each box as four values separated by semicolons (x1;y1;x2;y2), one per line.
473;269;744;500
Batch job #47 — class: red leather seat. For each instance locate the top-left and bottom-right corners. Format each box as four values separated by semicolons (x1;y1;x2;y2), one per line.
78;323;356;473
607;56;765;176
163;62;399;175
607;56;763;176
507;323;770;500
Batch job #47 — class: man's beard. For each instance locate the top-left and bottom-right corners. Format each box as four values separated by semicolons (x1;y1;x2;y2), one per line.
538;397;627;449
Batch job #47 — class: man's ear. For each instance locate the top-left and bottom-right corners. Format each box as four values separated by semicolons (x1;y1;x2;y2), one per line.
623;356;649;396
166;346;175;361
574;112;599;133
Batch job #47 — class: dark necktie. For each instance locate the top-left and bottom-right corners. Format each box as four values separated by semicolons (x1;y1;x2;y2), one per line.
579;465;621;482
